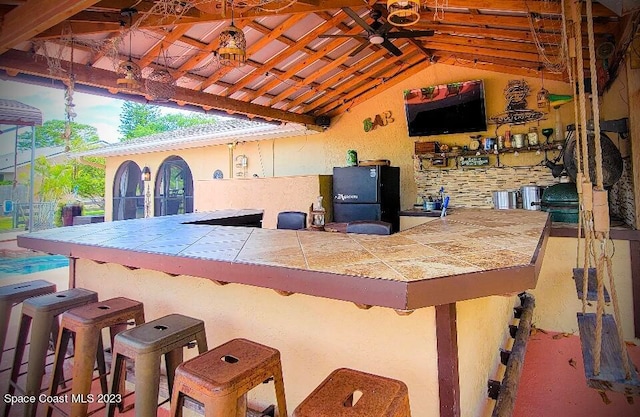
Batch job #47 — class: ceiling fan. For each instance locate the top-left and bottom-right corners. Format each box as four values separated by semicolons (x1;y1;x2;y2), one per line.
319;7;434;57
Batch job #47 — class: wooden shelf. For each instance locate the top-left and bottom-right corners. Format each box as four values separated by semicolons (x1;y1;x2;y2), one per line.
415;142;564;159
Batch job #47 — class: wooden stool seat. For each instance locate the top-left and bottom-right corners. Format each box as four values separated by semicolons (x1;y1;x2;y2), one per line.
3;288;98;417
46;297;145;417
107;313;207;417
293;368;411;417
170;338;288;417
0;280;56;365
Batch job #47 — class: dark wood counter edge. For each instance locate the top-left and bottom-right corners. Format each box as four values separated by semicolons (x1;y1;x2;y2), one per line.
18;230;547;310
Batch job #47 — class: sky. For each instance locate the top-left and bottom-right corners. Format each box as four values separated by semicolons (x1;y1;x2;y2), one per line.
0;78;203;154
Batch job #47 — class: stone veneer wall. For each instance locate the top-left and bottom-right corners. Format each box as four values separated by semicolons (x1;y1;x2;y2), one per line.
609;159;636;227
414;164;557;208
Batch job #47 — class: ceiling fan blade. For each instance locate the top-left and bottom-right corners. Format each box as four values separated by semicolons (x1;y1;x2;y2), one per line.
318;34;368;38
386;30;435;39
341;7;374;33
349;42;370;57
381;39;402;56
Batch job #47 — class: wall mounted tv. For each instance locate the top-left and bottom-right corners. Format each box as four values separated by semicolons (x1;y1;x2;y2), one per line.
404;79;488;137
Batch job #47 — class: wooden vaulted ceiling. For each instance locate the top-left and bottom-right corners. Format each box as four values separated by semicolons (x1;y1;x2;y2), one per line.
0;1;637;129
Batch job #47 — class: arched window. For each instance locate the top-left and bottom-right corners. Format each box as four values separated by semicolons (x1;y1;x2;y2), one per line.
113;161;144;220
154;156;194;216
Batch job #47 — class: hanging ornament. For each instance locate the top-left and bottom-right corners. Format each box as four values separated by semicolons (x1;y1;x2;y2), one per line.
218;2;246;67
537;66;550;109
116;8;142;91
145;44;176;102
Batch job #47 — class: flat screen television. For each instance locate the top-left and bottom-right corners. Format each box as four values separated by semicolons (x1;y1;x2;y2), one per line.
404;79;488;137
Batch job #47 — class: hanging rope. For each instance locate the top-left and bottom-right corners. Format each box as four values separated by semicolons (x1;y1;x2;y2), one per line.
585;0;631;380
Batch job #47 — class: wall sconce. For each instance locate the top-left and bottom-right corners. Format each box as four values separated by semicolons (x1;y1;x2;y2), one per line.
141;166;151;182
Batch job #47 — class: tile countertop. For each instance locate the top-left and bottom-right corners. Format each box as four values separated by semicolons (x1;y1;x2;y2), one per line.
17;208;551;311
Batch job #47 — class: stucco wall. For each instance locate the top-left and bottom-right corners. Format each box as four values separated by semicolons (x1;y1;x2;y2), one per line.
74;260;442;417
530;237;638;344
194;175;332;229
104;64;573;221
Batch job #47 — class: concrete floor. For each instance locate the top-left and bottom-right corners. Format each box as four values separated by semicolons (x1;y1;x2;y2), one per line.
513;330;640;417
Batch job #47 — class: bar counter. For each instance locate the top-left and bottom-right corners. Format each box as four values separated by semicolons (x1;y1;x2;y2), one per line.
17;208;550;417
18;208;549;311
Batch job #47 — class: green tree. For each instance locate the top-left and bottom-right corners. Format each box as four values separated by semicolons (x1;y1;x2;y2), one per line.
17;120;100;149
19;124;106;208
118;102;216;141
118;102;162;141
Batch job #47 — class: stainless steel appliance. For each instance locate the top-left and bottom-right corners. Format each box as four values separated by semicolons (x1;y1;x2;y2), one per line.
492;191;517;209
520;185;545;210
333;166;400;232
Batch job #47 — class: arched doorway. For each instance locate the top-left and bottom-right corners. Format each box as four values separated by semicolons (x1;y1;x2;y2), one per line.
113;161;144;220
154;156;194;216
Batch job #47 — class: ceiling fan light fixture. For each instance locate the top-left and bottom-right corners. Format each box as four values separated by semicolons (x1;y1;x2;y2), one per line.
370;34;385;45
387;0;421;27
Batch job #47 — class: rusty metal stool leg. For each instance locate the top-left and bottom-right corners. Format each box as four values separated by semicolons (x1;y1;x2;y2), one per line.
169;338;288;417
107;313;207;417
0;280;56;365
46;297;145;417
292;368;411;417
3;288;98;417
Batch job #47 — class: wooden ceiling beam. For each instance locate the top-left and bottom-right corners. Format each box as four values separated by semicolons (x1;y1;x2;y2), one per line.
420;0;614;16
0;0;101;53
137;25;192;69
0;49;317;126
416;10;617;33
324;52;429;117
284;48;391;112
427;33;557;55
308;45;421;114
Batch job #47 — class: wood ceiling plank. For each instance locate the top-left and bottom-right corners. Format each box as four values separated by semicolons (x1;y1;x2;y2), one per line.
308;45;420;114
420;41;542;63
415;10;617;33
222;10;349;99
324;52;429;117
284;48;391;111
0;49;317;126
0;0;101;53
431;0;613;16
197;13;307;92
427;33;556;55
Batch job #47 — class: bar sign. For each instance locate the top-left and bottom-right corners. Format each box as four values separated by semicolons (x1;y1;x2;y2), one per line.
460;156;490;167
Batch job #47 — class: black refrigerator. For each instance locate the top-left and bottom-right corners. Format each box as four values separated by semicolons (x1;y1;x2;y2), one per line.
333;166;400;232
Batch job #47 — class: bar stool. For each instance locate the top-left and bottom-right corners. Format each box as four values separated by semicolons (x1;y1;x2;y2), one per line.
107;313;208;417
4;288;98;417
170;338;288;417
0;280;56;365
293;368;411;417
46;297;145;417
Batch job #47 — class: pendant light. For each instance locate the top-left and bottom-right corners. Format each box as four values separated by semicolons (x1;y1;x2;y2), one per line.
117;7;142;91
218;2;246;67
537;66;550;109
387;0;421;27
